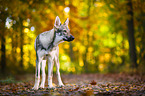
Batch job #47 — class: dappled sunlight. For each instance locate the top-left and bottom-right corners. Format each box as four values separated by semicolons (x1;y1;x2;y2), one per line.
61;55;69;61
98;63;105;72
0;0;145;95
23;21;29;27
0;0;145;74
0;1;145;96
16;48;21;53
64;7;70;13
24;28;29;33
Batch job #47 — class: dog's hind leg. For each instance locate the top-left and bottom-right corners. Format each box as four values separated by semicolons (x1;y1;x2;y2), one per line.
48;56;54;88
32;57;43;90
40;60;46;88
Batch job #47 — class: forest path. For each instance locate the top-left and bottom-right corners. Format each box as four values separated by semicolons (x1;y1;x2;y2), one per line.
0;74;145;95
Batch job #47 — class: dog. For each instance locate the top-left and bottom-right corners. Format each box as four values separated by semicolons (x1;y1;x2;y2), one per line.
32;16;74;90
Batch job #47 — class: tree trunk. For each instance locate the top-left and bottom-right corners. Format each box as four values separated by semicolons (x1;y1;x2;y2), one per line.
83;0;91;73
0;11;7;74
20;18;24;69
69;0;74;62
139;1;145;74
1;35;6;74
127;0;137;68
69;42;74;62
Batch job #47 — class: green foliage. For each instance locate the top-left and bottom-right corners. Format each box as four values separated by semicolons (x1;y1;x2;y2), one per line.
0;0;145;74
0;76;16;84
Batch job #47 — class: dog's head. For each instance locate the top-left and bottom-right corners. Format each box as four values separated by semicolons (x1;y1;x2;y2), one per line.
54;16;74;42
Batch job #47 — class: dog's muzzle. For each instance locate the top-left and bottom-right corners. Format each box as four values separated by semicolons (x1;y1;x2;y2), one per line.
63;35;75;42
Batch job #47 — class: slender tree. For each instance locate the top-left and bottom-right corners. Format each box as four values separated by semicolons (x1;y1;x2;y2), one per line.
0;10;7;74
20;18;24;69
127;0;137;69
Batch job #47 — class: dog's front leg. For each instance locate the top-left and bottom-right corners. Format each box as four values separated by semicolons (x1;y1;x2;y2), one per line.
40;60;46;88
48;56;54;88
55;55;64;87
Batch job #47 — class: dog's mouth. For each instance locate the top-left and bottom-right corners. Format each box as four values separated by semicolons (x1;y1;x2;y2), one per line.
63;35;75;42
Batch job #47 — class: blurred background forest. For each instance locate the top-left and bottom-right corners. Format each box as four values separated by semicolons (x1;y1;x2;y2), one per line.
0;0;145;75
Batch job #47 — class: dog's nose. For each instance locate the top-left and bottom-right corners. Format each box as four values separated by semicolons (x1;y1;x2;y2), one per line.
71;35;75;40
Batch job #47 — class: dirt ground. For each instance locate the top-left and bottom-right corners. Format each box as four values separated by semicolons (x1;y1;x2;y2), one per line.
0;73;145;95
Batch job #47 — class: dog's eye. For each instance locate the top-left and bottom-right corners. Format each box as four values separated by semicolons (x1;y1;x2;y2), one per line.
63;32;67;35
63;30;67;32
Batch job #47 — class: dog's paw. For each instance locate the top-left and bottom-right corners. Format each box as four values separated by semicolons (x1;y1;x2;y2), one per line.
39;84;45;89
58;83;64;87
47;85;54;88
32;86;39;90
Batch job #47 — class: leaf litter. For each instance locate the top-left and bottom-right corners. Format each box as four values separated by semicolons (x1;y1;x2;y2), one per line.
0;74;145;95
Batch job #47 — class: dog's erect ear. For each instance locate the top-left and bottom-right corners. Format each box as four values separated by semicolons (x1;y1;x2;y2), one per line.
54;16;61;28
63;18;69;26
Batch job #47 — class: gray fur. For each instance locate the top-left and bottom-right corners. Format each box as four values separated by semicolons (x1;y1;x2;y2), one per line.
32;16;74;90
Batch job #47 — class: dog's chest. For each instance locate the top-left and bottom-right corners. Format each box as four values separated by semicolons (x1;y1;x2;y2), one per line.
40;37;50;48
39;31;54;49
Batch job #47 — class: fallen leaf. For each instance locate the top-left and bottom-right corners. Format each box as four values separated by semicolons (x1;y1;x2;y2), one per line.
73;87;79;91
90;80;97;85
